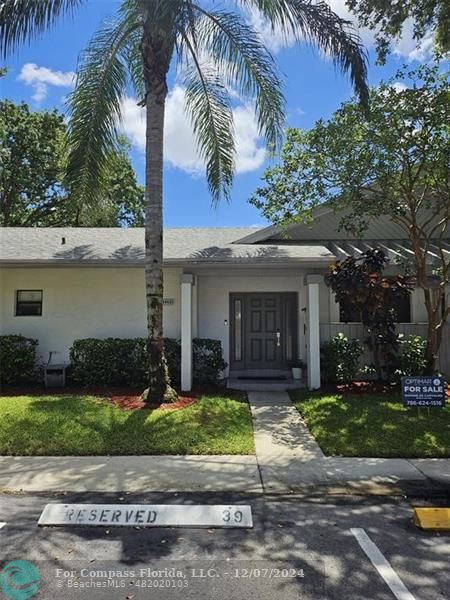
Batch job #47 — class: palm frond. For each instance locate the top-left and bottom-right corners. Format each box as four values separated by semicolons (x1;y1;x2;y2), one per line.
118;0;145;99
0;0;83;57
180;32;235;204
66;13;140;205
188;7;285;152
123;28;146;100
239;0;369;105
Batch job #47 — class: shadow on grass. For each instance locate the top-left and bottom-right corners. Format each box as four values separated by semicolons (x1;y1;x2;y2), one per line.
291;391;450;458
0;394;253;456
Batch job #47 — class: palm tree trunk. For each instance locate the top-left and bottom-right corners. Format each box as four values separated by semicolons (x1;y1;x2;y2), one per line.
141;32;176;403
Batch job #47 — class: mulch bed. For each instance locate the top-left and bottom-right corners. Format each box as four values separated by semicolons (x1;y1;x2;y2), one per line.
323;381;399;396
106;393;198;411
0;384;201;411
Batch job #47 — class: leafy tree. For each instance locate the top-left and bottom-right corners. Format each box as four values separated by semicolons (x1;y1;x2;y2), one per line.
0;100;66;226
60;136;145;227
0;100;144;226
346;0;450;63
1;0;369;402
325;249;414;381
251;64;450;374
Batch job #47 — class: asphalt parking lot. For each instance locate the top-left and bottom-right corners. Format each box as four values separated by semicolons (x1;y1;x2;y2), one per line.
1;492;449;600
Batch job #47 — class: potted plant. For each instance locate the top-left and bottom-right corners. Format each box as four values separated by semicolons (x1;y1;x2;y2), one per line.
291;360;306;380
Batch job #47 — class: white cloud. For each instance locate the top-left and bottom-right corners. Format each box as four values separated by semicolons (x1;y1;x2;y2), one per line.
120;86;266;175
328;3;434;61
118;97;146;151
232;104;266;173
248;1;434;62
392;81;408;92
247;1;376;54
326;1;377;47
17;63;76;102
247;7;297;53
393;20;434;62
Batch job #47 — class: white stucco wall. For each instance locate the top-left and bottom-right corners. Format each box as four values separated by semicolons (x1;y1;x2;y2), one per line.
195;268;331;370
0;267;182;363
0;264;435;374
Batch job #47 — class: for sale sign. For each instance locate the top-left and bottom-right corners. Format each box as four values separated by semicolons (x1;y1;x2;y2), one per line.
401;376;446;408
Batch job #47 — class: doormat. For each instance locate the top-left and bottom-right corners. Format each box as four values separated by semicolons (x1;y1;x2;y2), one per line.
237;376;287;381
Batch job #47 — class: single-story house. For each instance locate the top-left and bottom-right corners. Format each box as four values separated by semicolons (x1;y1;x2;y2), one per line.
1;207;449;390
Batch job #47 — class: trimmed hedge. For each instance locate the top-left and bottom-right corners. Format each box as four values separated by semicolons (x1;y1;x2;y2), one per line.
69;337;226;387
0;334;38;384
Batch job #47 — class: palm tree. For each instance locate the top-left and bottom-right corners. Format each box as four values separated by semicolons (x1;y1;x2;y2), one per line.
1;0;368;402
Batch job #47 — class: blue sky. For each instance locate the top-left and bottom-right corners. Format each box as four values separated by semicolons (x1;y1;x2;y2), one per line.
0;1;433;227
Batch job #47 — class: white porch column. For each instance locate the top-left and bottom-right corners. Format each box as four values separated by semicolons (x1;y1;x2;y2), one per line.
180;273;194;391
305;274;321;390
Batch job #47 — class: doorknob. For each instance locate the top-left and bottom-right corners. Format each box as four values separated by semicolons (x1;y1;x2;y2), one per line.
276;330;281;347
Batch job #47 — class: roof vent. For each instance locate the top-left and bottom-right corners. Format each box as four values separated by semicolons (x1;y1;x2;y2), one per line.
61;237;66;245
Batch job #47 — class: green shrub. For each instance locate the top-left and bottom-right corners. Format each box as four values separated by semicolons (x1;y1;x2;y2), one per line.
69;338;145;386
193;338;227;384
396;335;427;377
69;337;226;387
0;334;39;384
321;333;363;384
164;338;181;386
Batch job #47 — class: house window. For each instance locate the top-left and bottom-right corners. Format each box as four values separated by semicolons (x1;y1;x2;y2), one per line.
339;294;411;323
16;290;43;316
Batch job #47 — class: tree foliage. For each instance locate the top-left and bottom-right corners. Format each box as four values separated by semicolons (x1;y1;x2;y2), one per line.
325;249;414;381
321;333;363;384
0;100;65;226
252;64;450;373
0;100;144;226
346;0;450;63
1;0;370;401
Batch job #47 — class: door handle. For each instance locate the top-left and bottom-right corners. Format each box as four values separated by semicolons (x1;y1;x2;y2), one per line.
276;330;281;347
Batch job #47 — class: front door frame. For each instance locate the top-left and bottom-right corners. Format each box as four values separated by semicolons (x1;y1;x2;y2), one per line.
229;292;298;373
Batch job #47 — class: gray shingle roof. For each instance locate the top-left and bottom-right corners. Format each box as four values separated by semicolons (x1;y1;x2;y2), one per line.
0;227;335;265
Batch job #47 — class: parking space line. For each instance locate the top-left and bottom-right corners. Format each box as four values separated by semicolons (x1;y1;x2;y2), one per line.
350;528;416;600
0;523;6;529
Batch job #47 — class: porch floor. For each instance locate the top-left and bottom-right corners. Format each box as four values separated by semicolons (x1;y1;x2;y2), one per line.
227;378;305;392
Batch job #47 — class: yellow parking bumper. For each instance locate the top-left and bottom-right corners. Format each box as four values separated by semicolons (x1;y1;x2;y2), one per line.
413;508;450;530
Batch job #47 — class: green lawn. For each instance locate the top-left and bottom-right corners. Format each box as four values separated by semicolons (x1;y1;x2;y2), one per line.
0;393;254;455
290;390;450;458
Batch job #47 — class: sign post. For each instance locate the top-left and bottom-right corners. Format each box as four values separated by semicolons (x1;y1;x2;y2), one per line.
401;376;446;409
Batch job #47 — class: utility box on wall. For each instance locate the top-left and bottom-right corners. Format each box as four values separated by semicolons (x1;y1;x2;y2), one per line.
44;365;67;388
44;351;67;388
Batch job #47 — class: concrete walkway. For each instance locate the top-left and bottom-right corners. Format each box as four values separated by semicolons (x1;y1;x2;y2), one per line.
0;392;448;495
248;391;450;495
0;455;262;494
249;391;324;461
